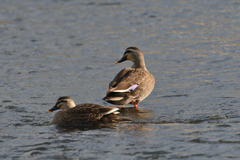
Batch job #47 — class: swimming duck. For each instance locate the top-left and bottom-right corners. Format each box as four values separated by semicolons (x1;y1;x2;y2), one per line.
47;96;128;124
103;47;155;109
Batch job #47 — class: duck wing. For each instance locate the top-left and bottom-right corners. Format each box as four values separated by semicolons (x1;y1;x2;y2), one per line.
52;104;119;124
109;68;134;87
68;104;119;115
108;68;138;91
108;68;149;94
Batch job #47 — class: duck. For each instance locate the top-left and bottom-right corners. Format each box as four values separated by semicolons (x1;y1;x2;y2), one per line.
103;47;155;109
47;96;129;124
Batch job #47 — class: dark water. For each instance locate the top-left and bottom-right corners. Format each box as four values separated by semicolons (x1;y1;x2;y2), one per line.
1;0;240;159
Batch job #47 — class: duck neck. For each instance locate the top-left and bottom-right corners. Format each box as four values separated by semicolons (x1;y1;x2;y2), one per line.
131;55;146;69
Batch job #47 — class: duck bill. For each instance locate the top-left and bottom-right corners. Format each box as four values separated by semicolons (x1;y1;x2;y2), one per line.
46;105;59;113
115;56;127;64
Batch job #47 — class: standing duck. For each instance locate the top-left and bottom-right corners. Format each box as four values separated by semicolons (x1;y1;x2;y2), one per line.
103;47;155;109
47;96;128;124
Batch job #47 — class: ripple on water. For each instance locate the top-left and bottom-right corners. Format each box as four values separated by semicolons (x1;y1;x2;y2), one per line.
1;0;240;159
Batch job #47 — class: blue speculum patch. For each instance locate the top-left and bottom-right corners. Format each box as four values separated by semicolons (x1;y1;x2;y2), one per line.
129;84;139;91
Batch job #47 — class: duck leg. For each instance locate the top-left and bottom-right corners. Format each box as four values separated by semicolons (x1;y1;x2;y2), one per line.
122;105;125;108
134;102;138;109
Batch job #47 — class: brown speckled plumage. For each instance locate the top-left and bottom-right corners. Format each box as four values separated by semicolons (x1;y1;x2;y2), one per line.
47;97;129;124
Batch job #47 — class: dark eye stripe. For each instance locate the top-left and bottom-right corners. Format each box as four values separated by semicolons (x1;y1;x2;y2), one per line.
124;50;134;55
56;100;68;106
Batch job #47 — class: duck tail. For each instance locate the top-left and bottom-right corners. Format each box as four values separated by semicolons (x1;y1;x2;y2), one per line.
101;113;131;122
102;92;126;104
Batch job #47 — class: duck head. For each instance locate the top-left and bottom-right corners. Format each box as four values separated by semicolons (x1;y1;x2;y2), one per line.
115;47;146;69
47;96;76;112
